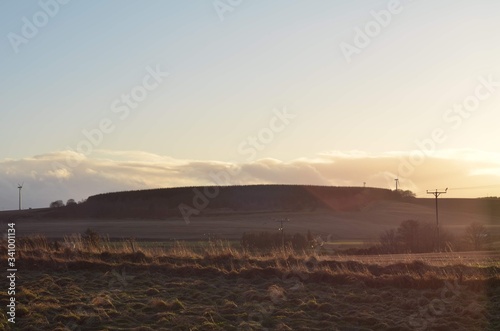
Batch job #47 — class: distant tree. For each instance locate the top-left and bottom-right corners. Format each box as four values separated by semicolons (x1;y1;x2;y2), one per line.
397;190;416;199
66;199;77;207
464;222;489;251
379;220;441;253
397;219;421;252
50;200;65;208
379;229;400;253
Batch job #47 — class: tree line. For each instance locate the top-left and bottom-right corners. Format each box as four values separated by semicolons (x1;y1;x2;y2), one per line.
49;199;78;208
378;220;491;253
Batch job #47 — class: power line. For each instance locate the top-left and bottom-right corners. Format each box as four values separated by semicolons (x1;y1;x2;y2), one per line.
447;184;500;191
416;184;500;196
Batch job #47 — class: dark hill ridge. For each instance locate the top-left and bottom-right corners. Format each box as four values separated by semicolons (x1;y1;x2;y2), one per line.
2;185;499;222
80;185;407;218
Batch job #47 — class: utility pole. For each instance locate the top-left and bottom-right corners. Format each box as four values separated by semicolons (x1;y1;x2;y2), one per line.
275;218;290;250
426;188;447;252
395;178;399;191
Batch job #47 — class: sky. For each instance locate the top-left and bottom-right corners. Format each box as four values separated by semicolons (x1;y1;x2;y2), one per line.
1;0;500;209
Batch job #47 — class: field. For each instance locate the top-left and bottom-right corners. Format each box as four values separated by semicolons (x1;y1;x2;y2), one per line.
1;238;499;331
4;200;499;242
2;196;499;330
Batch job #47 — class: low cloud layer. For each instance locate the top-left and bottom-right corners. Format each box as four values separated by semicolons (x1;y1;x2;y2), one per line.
1;149;500;210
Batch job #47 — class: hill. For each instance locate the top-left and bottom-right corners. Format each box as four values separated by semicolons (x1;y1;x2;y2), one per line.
1;185;499;241
13;185;414;219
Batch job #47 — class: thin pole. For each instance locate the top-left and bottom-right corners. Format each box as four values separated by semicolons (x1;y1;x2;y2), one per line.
275;218;289;250
426;188;447;251
435;192;438;247
18;185;22;210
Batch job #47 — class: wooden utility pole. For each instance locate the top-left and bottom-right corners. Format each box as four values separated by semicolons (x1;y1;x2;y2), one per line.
275;218;290;250
426;188;447;251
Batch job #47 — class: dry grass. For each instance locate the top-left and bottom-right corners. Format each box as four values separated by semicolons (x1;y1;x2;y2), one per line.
0;236;499;330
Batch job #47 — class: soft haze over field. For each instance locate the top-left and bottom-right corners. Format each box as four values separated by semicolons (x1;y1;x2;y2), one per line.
1;0;500;209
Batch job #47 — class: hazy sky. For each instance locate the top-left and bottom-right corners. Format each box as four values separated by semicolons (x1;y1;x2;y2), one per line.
1;0;500;209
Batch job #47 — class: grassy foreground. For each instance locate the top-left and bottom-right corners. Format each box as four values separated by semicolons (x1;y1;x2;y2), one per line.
1;237;499;330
